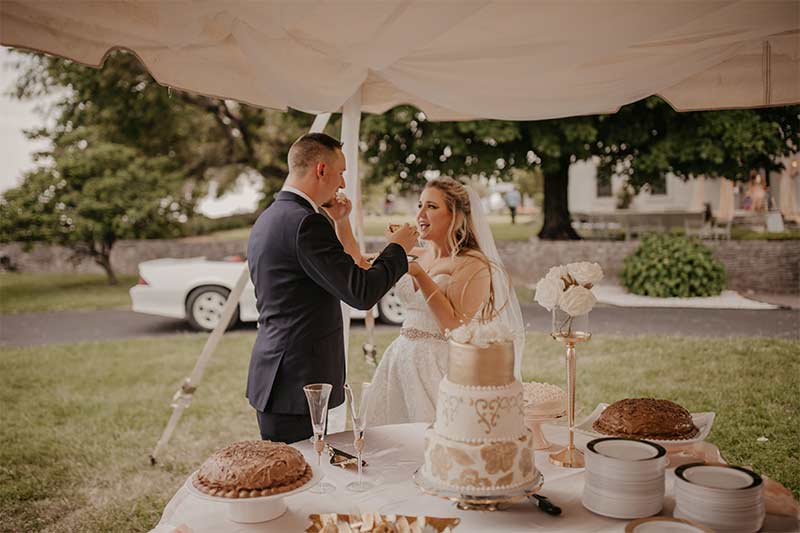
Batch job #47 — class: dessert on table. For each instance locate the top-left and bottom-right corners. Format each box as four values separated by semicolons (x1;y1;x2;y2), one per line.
592;398;699;441
420;323;539;495
193;440;312;498
523;381;566;418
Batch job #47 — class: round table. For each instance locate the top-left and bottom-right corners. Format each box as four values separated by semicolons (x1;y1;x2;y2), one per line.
151;423;798;533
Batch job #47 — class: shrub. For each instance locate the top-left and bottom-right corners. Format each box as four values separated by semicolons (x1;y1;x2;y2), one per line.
620;234;726;297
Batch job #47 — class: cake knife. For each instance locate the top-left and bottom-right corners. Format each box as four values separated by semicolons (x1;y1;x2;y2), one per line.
327;445;368;468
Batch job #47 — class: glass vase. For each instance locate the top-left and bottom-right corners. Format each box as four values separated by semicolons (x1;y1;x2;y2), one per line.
549;308;591;468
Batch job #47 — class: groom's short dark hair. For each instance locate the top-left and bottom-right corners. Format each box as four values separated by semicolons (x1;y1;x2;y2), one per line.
289;133;343;173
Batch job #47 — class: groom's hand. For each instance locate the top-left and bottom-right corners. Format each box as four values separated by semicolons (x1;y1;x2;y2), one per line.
322;193;352;222
388;223;418;254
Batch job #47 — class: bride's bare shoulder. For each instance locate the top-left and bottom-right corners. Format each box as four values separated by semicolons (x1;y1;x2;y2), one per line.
450;252;491;283
455;250;489;268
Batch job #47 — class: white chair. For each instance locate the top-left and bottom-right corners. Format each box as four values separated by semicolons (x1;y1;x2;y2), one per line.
685;215;711;239
710;217;732;240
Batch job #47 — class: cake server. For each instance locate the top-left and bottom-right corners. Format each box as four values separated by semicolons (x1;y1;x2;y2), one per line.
529;494;562;516
327;445;368;469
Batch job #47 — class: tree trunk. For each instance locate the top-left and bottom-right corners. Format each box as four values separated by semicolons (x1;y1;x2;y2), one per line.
95;252;118;285
538;157;581;240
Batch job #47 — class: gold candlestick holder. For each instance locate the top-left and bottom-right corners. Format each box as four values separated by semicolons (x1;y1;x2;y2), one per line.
549;309;590;468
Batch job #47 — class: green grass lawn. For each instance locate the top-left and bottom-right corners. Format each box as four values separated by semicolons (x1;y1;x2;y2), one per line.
1;331;797;532
202;214;539;242
0;272;137;314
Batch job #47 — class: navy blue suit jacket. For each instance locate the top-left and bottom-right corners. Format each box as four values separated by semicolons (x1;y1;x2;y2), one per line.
246;191;408;414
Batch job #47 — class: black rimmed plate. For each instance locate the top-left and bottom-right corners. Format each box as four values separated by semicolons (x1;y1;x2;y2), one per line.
588;437;667;461
675;463;762;490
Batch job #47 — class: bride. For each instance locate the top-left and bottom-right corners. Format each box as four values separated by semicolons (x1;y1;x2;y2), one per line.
368;177;525;426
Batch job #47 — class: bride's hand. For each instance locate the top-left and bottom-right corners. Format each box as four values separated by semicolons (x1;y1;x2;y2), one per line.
407;261;425;278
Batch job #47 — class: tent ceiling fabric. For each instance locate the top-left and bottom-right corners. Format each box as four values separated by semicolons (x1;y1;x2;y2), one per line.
1;0;798;120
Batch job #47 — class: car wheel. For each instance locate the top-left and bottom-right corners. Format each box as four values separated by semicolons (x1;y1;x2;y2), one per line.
186;286;239;332
377;287;405;326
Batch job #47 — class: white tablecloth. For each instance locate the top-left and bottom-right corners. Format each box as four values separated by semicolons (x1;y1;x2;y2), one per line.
152;423;798;533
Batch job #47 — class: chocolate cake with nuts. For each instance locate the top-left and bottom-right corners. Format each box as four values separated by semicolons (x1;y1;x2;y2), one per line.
592;398;699;440
193;440;312;498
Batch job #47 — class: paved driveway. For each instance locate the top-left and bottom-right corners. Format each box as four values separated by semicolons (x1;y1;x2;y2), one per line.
1;305;797;347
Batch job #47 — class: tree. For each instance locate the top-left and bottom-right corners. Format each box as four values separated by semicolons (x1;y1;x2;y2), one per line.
361;106;598;239
10;49;315;211
596;97;800;190
0;128;190;284
361;100;799;241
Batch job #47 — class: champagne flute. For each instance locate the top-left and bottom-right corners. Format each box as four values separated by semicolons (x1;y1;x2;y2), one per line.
344;382;372;492
303;383;336;494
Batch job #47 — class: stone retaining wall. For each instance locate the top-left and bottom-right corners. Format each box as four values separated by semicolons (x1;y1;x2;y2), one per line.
1;238;797;294
494;240;799;294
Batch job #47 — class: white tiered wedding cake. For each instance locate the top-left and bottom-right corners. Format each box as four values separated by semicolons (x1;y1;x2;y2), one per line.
420;329;538;495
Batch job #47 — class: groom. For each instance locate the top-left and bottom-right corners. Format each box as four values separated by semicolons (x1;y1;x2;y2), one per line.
246;133;417;443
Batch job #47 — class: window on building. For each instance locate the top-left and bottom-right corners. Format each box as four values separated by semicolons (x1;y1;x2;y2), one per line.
646;175;667;195
596;175;612;197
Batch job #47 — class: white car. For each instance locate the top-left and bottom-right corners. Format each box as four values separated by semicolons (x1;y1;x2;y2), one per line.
129;257;406;331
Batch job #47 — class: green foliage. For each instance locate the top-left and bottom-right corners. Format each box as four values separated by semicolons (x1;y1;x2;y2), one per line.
360;105;523;191
360;105;600;191
597;97;800;191
3;49;322;282
511;167;543;206
620;234;726;297
9;49;315;211
0;129;190;282
360;105;598;239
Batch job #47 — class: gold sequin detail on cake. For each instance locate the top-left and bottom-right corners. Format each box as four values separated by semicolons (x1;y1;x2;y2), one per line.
430;444;452;480
480;441;518;474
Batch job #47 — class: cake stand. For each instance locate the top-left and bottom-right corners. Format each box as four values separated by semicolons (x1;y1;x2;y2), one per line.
525;411;566;450
413;468;544;511
185;467;322;523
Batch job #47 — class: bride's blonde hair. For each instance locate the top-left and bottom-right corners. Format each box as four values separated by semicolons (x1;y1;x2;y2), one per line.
424;177;498;322
424;177;479;258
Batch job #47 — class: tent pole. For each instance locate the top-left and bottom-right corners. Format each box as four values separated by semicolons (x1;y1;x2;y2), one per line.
310;113;332;133
149;112;334;465
149;265;249;465
330;86;365;433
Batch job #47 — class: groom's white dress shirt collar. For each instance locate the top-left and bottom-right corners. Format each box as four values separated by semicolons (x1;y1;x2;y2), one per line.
282;185;319;213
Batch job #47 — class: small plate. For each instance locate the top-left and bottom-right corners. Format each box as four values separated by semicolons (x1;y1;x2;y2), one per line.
626;516;713;532
575;403;715;445
675;463;762;490
588;438;666;461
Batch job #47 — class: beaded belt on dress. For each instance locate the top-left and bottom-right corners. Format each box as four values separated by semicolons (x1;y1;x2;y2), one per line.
400;327;446;341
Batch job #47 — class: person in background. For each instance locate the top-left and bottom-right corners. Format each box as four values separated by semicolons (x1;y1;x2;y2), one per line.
504;188;521;224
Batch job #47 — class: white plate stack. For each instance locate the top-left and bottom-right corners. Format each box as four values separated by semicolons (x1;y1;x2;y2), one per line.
582;438;667;519
674;463;765;533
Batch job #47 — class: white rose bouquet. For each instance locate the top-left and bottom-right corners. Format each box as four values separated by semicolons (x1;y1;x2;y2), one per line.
534;262;603;337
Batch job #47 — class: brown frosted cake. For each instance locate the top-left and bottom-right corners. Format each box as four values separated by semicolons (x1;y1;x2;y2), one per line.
592;398;699;440
193;440;312;498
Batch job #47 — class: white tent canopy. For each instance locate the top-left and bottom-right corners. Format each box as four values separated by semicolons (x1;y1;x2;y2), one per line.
2;1;798;121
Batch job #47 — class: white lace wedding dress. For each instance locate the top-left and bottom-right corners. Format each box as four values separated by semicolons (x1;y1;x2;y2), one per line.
368;273;451;426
